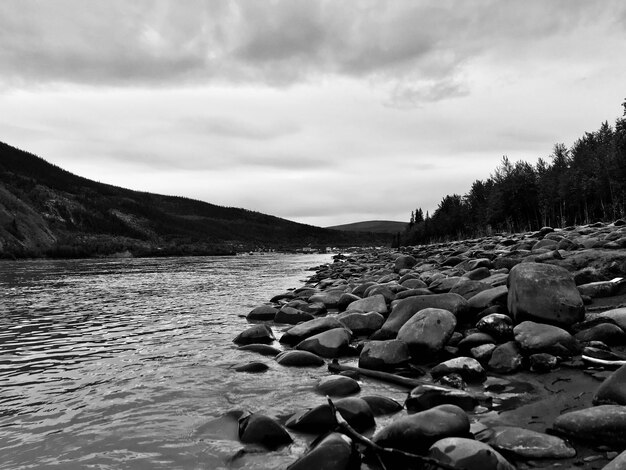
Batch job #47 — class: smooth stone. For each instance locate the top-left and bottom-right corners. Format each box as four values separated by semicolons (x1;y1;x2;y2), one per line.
488;341;523;374
578;278;626;298
449;279;492;300
300;301;327;316
405;384;478;412
476;313;513;341
346;294;388;315
316;375;360;397
593;364;626;405
458;332;496;351
309;288;347;308
428;437;515;470
237;344;282;356
373;404;470;454
430;357;486;383
467;285;508;312
575;323;626;345
286;397;375;433
358;339;410;371
337;292;361;311
401;278;428;289
485;425;576;459
246;305;279;321
295;327;351;358
276;350;325;367
395;255;418;272
396;308;457;360
351;281;377;297
233;362;269;373
338;311;385;335
552;405;626;446
514;320;580;356
595;308;626;331
602;450;626;470
507;263;584;326
286;432;358;470
274;306;315;325
193;410;244;440
429;276;464;293
360;395;403;416
233;324;275;345
463;267;491;281
279;316;345;346
471;343;496;362
238;413;292;449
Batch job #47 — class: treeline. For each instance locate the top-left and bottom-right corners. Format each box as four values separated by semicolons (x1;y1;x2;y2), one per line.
402;100;626;245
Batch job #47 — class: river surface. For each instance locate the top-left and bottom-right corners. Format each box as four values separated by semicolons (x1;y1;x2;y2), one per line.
0;253;407;470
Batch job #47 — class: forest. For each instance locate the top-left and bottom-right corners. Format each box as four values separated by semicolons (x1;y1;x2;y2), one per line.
401;100;626;246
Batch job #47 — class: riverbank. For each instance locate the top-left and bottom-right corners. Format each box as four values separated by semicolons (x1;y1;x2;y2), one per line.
232;220;626;469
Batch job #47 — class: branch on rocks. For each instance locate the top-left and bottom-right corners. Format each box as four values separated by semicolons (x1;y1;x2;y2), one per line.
327;397;462;470
328;359;428;389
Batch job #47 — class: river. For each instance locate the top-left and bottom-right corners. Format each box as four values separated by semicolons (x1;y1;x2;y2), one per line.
0;253;397;470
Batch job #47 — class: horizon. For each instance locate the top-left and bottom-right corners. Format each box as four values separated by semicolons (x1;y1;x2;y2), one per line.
1;1;625;227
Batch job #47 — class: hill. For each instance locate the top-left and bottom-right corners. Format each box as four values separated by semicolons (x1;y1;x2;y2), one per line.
0;141;389;258
327;220;408;234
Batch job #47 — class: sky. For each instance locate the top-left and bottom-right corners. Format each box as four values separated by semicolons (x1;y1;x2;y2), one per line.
1;1;625;227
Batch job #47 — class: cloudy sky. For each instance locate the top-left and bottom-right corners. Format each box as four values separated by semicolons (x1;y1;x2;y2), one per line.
1;1;625;227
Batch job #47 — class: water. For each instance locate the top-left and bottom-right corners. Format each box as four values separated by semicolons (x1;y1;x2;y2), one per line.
0;253;407;470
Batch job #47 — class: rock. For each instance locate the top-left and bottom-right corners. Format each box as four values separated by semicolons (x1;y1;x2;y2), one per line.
309;288;346;309
395;255;418;272
430;357;486;383
280;316;345;346
467;285;508;313
316;375;360;397
233;324;275;345
238;413;292;449
484;425;576;459
405;384;479;412
274;306;315;325
337;292;361;311
428;437;515;470
602;450;626;470
471;343;496;362
552;405;626;446
595;307;626;331
364;284;396;303
237;344;282;356
396;308;457;360
360;395;403;416
276;350;325;367
514;320;580;356
373;404;470;454
575;322;626;345
464;267;491;281
430;276;464;293
529;353;559;372
401;278;428;289
346;294;388;315
286;397;374;433
233;361;269;373
295;327;351;358
286;432;359;470
246;305;279;321
458;332;496;351
358;339;410;371
376;294;469;337
450;279;492;300
301;301;327;316
351;281;377;297
507;263;585;326
476;313;513;341
488;341;523;374
578;278;626;298
338;311;385;335
593;364;626;405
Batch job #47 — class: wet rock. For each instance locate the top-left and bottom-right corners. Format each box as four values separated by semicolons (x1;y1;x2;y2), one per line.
552;405;626;446
286;432;359;470
396;308;457;360
471;343;496;362
301;301;327;316
507;263;585;326
276;350;325;367
361;395;403;416
436;373;467;390
337;293;361;311
286;397;374;433
488;341;523;374
595;307;626;331
346;294;388;315
358;339;410;371
309;288;346;309
593;364;626;405
428;437;515;470
233;362;269;373
338;311;384;335
274;306;315;325
316;375;360;397
246;305;279;321
431;357;486;383
483;425;576;459
514;320;580;357
458;332;496;351
373;404;470;454
476;313;513;341
233;324;275;345
406;384;478;412
295;327;351;358
237;344;282;356
528;353;559;372
238;413;292;449
575;322;626;345
467;285;508;313
279;316;345;346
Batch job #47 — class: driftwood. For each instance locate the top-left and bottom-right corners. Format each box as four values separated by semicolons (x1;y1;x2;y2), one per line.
328;359;428;389
327;397;462;470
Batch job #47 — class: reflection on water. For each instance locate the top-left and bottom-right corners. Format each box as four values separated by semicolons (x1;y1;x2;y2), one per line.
0;254;344;470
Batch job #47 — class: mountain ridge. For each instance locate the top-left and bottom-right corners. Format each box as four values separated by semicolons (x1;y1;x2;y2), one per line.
327;220;408;234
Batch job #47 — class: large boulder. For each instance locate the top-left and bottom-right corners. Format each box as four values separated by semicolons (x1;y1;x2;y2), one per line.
396;308;457;360
238;413;292;449
346;294;388;315
358;339;410;371
467;285;508;312
338;311;385;335
375;294;468;338
309;288;347;309
593;364;626;405
595;307;626;331
507;263;584;326
428;437;515;470
233;324;275;345
274;306;315;325
279;316;344;346
514;320;580;357
316;375;361;397
552;405;626;446
488;341;523;374
295;327;351;358
395;255;417;272
246;305;279;321
286;397;374;434
483;426;576;459
373;404;470;454
276;350;325;367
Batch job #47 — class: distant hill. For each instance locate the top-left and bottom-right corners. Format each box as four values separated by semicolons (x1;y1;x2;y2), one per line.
0;141;389;258
327;220;408;234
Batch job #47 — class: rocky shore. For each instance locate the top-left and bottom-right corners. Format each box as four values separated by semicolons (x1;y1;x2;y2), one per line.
231;221;626;469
